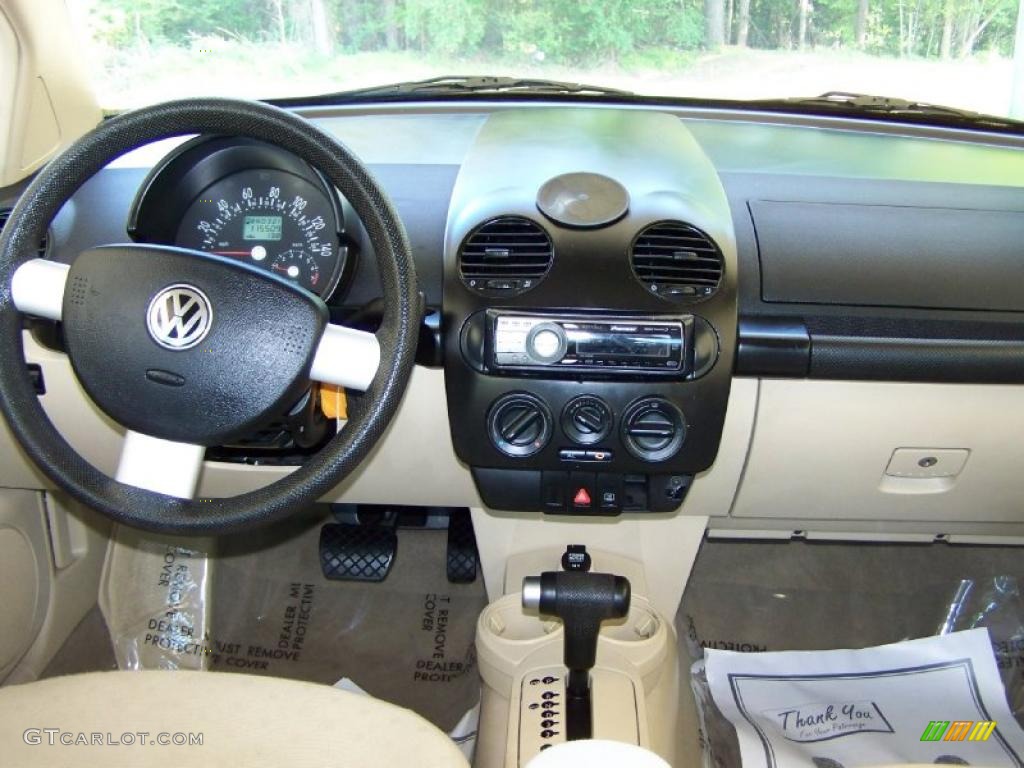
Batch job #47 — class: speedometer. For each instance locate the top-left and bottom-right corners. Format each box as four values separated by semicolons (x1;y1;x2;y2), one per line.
175;168;343;296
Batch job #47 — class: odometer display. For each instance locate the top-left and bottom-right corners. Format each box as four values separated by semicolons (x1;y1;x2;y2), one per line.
243;215;283;241
175;168;342;296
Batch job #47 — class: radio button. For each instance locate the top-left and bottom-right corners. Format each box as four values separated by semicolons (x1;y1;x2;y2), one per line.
525;322;568;365
533;329;562;357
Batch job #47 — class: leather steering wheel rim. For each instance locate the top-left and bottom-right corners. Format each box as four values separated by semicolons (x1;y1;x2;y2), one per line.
0;98;419;535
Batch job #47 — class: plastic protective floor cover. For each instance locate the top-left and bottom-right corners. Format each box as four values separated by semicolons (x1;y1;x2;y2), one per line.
98;517;487;732
679;539;1024;768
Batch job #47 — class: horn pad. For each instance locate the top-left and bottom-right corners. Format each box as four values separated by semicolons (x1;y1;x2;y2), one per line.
61;245;327;445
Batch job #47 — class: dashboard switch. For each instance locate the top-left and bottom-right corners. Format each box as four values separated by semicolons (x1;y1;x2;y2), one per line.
486;279;519;291
541;471;569;512
570;472;597;510
596;474;623;512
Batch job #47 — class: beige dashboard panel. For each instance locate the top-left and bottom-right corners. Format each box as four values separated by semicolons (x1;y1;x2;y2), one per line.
732;379;1024;523
0;332;479;507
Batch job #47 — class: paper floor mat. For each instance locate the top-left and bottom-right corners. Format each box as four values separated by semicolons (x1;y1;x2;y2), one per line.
208;520;486;732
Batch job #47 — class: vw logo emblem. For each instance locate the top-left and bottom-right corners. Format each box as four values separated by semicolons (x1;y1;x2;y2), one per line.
146;284;213;350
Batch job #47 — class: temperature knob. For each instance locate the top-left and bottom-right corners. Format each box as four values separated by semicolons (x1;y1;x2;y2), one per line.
525;322;567;365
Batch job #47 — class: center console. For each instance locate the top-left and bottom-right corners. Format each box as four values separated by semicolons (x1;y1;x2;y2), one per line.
443;108;738;514
475;548;679;767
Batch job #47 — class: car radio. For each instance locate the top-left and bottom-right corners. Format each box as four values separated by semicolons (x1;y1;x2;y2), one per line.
488;310;691;375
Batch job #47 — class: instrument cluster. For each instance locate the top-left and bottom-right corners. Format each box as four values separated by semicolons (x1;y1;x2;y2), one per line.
129;136;349;299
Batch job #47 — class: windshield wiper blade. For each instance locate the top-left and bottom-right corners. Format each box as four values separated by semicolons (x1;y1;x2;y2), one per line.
296;75;635;104
746;90;1022;129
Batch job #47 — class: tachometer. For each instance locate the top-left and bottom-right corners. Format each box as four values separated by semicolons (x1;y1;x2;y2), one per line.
271;248;320;288
175;168;341;295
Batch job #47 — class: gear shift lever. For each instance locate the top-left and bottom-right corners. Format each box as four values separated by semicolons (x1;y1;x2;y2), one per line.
522;546;630;740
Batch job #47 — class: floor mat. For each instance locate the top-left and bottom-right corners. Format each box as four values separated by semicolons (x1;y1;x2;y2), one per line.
208;517;487;732
40;606;118;679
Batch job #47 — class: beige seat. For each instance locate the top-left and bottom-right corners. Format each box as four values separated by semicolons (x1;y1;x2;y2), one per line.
0;670;469;767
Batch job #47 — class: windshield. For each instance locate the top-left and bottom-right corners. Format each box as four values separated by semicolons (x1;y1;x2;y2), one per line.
68;0;1024;118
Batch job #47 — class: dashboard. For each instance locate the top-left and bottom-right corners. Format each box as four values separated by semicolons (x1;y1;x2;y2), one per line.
5;101;1024;539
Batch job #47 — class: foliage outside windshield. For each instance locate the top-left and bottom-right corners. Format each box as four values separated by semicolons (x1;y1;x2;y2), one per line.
69;0;1024;118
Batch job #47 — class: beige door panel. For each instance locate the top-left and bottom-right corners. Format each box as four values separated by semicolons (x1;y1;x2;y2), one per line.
0;487;109;684
0;489;48;680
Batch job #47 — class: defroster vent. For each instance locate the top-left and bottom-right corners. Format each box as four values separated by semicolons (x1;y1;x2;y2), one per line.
458;216;553;297
630;221;722;302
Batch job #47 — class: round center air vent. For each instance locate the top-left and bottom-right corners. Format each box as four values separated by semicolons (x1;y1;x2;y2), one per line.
0;208;49;258
621;397;686;462
458;216;553;297
630;221;722;303
488;392;553;458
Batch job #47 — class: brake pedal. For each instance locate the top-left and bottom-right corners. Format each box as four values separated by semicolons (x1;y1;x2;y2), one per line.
319;522;397;582
446;509;478;584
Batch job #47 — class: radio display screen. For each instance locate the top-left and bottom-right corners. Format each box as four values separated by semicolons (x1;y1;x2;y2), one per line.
575;332;673;359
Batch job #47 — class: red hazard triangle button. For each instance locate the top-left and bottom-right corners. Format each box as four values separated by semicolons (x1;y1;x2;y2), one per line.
572;487;592;507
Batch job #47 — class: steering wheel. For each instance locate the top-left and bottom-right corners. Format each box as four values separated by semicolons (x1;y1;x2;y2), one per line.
0;99;419;535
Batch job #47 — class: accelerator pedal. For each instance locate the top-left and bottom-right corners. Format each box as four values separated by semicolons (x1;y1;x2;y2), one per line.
319;522;397;582
446;509;479;584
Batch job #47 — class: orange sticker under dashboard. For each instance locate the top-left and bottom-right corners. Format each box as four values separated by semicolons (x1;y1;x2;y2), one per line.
319;383;347;420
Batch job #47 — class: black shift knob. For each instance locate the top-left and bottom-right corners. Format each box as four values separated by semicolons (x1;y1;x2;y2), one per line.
522;560;631;741
522;570;631;672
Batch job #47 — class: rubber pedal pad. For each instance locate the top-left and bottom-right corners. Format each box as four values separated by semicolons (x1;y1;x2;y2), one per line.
319;523;397;582
446;510;478;584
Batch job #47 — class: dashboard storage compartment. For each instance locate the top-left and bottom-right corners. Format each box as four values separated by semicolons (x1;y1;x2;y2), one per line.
752;200;1024;311
731;379;1024;525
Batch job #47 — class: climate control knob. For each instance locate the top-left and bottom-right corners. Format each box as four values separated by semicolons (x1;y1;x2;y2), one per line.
621;397;686;462
562;395;612;445
525;322;568;365
488;393;553;457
